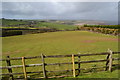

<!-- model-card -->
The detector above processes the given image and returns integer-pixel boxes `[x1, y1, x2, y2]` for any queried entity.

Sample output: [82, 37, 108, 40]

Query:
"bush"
[79, 26, 119, 35]
[2, 30, 23, 37]
[83, 25, 119, 29]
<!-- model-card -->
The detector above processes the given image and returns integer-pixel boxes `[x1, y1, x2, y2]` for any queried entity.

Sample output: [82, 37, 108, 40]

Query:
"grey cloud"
[2, 2, 118, 22]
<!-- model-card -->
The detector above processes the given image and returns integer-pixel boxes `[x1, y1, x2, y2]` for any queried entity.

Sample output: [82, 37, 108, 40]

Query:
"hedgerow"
[2, 30, 23, 37]
[79, 25, 119, 35]
[84, 24, 119, 29]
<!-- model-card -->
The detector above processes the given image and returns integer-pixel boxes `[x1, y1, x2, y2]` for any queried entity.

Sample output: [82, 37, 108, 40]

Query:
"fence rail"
[1, 58, 120, 69]
[1, 64, 120, 76]
[0, 50, 120, 79]
[0, 52, 119, 61]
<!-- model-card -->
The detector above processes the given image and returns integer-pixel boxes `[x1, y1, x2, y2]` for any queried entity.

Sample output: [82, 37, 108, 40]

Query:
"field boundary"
[0, 49, 120, 79]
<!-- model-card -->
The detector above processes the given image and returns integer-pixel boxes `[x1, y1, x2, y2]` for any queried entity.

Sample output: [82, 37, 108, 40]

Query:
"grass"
[2, 19, 78, 30]
[35, 22, 77, 30]
[2, 31, 118, 56]
[2, 19, 27, 26]
[2, 31, 119, 78]
[66, 70, 119, 78]
[77, 70, 119, 78]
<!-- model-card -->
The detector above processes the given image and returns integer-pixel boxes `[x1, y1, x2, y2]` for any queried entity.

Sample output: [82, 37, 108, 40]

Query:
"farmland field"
[2, 19, 28, 26]
[2, 31, 119, 78]
[2, 31, 118, 56]
[34, 22, 77, 30]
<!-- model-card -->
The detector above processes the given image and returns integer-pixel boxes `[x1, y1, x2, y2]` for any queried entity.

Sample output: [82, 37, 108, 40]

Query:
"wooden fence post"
[78, 53, 81, 76]
[22, 57, 27, 80]
[72, 54, 76, 77]
[41, 54, 47, 78]
[6, 56, 14, 80]
[108, 49, 113, 72]
[105, 49, 113, 72]
[105, 53, 110, 71]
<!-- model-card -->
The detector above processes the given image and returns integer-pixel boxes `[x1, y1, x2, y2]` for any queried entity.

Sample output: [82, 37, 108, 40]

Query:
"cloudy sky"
[2, 2, 118, 22]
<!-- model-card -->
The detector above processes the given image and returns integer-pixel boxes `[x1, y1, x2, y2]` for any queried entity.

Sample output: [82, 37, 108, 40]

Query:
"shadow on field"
[1, 64, 120, 80]
[112, 64, 120, 72]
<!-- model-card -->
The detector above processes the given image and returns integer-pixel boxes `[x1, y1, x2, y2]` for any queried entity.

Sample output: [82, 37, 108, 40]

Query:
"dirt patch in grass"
[3, 51, 12, 55]
[3, 49, 30, 55]
[100, 37, 118, 42]
[82, 40, 96, 43]
[3, 50, 21, 55]
[82, 37, 117, 43]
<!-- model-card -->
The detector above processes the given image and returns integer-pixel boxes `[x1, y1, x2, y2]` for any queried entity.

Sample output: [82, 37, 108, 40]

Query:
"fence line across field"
[0, 58, 119, 69]
[0, 49, 120, 80]
[0, 52, 119, 61]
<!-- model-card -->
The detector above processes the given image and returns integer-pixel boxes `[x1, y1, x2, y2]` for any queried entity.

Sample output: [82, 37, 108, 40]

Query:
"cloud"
[2, 2, 118, 22]
[2, 0, 120, 2]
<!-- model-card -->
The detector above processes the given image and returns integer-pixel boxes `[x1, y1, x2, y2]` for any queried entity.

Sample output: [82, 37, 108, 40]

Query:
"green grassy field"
[2, 31, 119, 78]
[35, 22, 77, 30]
[66, 70, 119, 78]
[2, 19, 27, 26]
[2, 19, 78, 30]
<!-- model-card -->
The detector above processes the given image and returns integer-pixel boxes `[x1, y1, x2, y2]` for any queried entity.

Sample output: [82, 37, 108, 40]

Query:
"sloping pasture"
[2, 31, 118, 78]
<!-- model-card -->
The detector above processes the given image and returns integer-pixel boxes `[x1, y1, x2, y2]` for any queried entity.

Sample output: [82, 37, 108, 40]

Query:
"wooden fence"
[0, 49, 120, 80]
